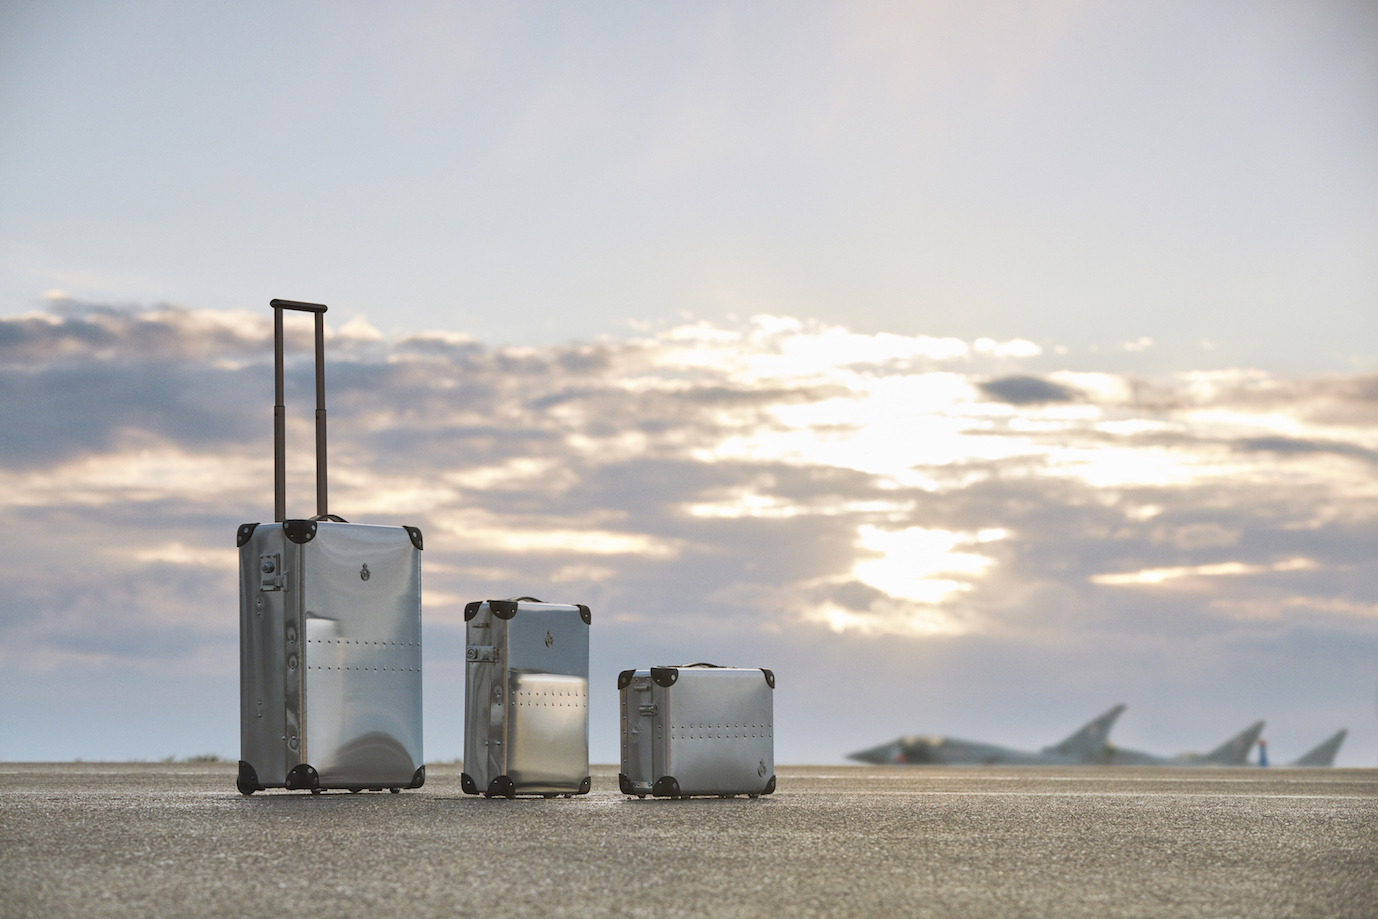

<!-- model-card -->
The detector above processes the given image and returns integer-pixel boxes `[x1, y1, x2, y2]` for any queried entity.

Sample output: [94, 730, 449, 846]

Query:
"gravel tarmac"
[2, 762, 1375, 918]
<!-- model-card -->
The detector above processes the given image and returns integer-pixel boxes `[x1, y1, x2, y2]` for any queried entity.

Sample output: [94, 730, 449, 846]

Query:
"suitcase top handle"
[640, 665, 775, 689]
[270, 299, 329, 523]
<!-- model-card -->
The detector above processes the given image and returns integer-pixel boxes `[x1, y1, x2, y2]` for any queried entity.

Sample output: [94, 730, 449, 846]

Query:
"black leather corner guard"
[283, 519, 317, 544]
[285, 763, 320, 791]
[236, 761, 261, 795]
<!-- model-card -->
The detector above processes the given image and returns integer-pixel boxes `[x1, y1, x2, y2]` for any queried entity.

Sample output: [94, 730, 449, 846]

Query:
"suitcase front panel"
[663, 668, 774, 796]
[240, 521, 422, 790]
[300, 523, 422, 786]
[463, 600, 590, 795]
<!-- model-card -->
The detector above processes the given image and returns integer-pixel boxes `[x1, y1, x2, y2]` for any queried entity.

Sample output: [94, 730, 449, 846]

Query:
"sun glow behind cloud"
[2, 302, 1377, 654]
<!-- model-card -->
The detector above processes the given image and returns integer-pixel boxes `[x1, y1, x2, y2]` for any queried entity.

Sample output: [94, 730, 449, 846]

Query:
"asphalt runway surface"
[2, 762, 1375, 919]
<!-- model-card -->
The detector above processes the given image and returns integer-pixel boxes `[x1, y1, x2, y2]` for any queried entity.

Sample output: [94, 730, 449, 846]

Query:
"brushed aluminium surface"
[462, 603, 497, 785]
[464, 600, 590, 792]
[239, 524, 289, 785]
[239, 521, 422, 788]
[620, 672, 659, 793]
[506, 672, 589, 791]
[621, 666, 773, 796]
[300, 523, 422, 786]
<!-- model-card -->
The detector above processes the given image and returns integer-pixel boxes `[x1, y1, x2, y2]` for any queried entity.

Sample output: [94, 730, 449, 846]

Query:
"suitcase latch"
[638, 703, 658, 717]
[259, 554, 283, 591]
[466, 645, 497, 663]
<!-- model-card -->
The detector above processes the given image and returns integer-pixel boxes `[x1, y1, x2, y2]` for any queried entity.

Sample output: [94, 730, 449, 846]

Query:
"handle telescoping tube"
[269, 299, 329, 523]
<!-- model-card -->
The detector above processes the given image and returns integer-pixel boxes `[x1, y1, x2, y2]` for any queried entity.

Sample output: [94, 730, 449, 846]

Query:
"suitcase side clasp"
[259, 554, 283, 591]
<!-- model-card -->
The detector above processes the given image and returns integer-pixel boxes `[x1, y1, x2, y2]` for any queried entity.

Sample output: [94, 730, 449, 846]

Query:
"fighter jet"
[847, 704, 1126, 765]
[1287, 729, 1347, 767]
[1095, 721, 1265, 766]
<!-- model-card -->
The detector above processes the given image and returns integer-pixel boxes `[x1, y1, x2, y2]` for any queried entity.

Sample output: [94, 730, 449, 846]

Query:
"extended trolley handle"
[270, 299, 329, 524]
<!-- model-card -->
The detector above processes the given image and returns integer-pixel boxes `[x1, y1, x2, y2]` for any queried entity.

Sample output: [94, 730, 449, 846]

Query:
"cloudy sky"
[1, 2, 1376, 765]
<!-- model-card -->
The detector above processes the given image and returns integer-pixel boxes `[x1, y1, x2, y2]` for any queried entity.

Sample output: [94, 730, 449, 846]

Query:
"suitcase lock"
[466, 645, 498, 663]
[259, 554, 283, 591]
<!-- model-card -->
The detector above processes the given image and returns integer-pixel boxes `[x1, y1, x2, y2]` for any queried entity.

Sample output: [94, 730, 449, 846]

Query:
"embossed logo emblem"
[544, 630, 554, 647]
[359, 563, 370, 581]
[757, 759, 767, 777]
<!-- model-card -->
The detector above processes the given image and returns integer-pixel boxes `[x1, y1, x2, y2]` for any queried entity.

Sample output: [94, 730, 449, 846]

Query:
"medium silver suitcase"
[236, 299, 425, 795]
[461, 598, 591, 798]
[618, 663, 776, 798]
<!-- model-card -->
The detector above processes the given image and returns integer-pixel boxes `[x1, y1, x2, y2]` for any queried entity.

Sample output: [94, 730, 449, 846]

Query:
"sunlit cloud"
[125, 542, 233, 569]
[432, 512, 682, 560]
[0, 446, 262, 508]
[1091, 557, 1319, 588]
[2, 302, 1376, 734]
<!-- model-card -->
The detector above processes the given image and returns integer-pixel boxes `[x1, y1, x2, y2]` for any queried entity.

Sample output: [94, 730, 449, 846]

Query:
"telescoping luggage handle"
[270, 299, 331, 524]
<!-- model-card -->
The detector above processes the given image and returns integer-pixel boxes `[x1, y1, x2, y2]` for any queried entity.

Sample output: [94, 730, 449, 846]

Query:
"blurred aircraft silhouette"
[1287, 729, 1346, 767]
[1095, 721, 1265, 766]
[849, 712, 1347, 767]
[847, 704, 1126, 765]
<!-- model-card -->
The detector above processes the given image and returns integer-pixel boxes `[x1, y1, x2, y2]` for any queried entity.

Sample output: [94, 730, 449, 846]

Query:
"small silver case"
[619, 663, 775, 798]
[462, 598, 591, 797]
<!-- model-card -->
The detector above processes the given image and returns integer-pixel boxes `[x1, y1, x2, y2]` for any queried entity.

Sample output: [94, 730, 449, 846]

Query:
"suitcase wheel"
[637, 794, 646, 799]
[390, 788, 400, 794]
[311, 788, 321, 795]
[748, 794, 760, 799]
[350, 788, 361, 794]
[543, 794, 556, 799]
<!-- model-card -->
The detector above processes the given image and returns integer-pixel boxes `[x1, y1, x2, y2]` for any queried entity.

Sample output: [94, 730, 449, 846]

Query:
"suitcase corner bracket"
[283, 519, 317, 544]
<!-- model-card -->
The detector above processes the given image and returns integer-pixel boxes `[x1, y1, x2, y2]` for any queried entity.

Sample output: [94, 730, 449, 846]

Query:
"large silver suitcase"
[462, 598, 591, 798]
[619, 663, 775, 798]
[236, 299, 425, 795]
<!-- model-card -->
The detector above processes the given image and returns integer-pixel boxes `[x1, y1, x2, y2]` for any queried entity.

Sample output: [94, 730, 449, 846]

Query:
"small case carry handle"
[270, 299, 329, 523]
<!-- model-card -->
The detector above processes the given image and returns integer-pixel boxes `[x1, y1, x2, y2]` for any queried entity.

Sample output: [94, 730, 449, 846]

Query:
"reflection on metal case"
[619, 663, 775, 799]
[462, 598, 592, 798]
[238, 521, 424, 794]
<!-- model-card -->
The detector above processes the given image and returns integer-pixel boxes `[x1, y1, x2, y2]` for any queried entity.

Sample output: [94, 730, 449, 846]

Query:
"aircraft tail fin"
[1197, 720, 1265, 765]
[1042, 704, 1126, 761]
[1289, 729, 1346, 767]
